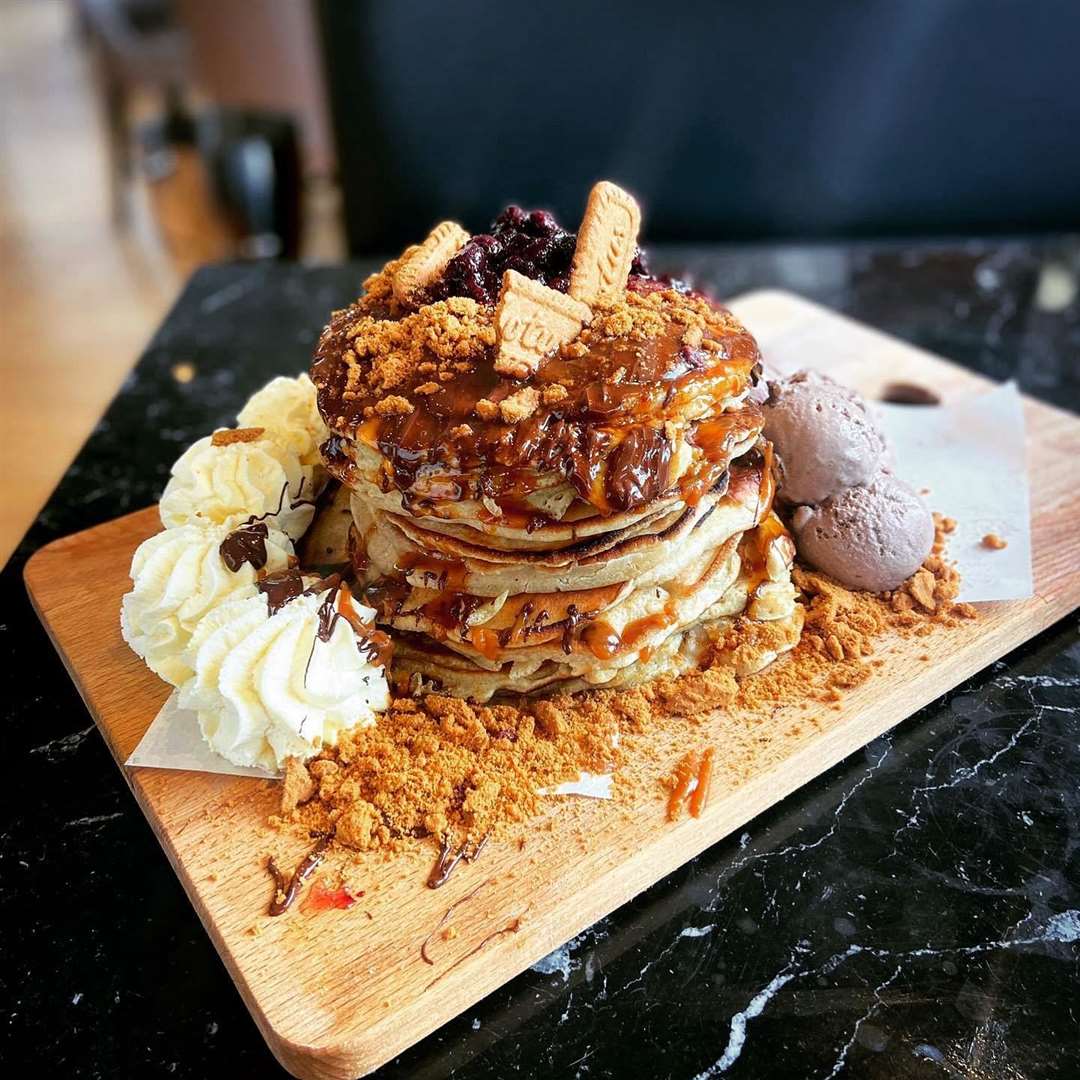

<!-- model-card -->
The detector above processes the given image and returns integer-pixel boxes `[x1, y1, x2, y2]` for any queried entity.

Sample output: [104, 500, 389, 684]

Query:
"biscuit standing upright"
[569, 181, 643, 306]
[392, 221, 471, 307]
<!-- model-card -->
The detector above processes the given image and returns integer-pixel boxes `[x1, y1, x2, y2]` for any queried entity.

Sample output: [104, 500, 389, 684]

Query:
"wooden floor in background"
[0, 0, 178, 565]
[0, 0, 346, 566]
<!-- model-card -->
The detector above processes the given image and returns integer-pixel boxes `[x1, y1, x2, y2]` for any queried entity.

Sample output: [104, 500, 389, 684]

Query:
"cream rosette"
[120, 522, 294, 686]
[178, 586, 389, 770]
[236, 373, 329, 468]
[159, 428, 317, 540]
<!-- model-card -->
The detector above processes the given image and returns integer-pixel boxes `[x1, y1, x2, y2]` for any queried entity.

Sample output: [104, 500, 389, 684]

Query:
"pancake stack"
[311, 187, 802, 701]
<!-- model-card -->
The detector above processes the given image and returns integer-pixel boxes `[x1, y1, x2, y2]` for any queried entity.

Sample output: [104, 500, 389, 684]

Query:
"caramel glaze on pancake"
[362, 450, 768, 582]
[357, 450, 777, 668]
[313, 285, 762, 524]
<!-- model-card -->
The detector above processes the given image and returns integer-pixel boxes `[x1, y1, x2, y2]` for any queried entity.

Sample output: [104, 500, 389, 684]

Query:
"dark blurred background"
[2, 0, 1079, 559]
[320, 0, 1080, 250]
[68, 0, 1080, 261]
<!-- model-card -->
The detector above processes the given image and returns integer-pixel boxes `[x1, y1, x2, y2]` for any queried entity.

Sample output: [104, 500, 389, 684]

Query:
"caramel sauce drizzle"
[314, 307, 762, 520]
[666, 747, 716, 822]
[738, 510, 787, 596]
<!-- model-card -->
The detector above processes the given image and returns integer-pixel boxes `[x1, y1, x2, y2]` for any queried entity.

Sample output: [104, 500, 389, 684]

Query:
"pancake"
[386, 522, 804, 702]
[310, 201, 801, 702]
[322, 402, 765, 546]
[352, 452, 771, 596]
[370, 509, 797, 700]
[313, 271, 764, 525]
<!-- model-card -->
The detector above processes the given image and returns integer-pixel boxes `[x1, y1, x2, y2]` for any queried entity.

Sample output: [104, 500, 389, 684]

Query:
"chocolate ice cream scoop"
[791, 472, 934, 592]
[764, 370, 887, 504]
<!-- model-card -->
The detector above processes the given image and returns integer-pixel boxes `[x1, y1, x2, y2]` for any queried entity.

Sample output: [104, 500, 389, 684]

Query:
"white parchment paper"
[538, 772, 614, 799]
[126, 691, 278, 778]
[874, 383, 1033, 601]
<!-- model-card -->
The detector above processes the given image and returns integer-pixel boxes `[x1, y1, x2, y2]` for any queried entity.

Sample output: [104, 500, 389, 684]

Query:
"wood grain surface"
[24, 292, 1080, 1079]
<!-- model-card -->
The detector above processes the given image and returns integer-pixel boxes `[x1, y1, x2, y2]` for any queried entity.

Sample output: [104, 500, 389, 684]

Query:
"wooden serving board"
[24, 292, 1080, 1079]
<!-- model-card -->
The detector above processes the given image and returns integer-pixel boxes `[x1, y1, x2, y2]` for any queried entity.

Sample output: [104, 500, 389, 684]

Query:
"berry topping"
[430, 205, 652, 306]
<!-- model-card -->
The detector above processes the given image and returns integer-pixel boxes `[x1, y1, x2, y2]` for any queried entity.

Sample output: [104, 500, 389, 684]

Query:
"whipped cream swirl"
[159, 429, 317, 540]
[237, 373, 329, 468]
[179, 584, 389, 770]
[120, 522, 294, 685]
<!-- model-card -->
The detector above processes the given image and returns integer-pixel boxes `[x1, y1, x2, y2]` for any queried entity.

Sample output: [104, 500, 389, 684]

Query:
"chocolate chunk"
[219, 522, 270, 572]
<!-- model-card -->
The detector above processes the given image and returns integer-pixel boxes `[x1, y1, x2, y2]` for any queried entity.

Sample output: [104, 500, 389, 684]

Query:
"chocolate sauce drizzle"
[265, 832, 333, 916]
[219, 522, 270, 572]
[305, 580, 393, 673]
[243, 476, 317, 528]
[257, 568, 306, 614]
[427, 832, 491, 889]
[561, 604, 584, 655]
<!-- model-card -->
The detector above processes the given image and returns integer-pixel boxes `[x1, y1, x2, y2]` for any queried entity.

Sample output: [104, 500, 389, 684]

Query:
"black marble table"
[3, 240, 1078, 1078]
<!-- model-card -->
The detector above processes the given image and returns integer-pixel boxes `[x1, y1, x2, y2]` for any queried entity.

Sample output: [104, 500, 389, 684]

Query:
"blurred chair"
[316, 0, 1080, 252]
[78, 0, 310, 264]
[77, 0, 190, 224]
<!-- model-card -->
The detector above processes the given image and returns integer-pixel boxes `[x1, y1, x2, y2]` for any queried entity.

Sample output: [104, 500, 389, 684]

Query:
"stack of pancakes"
[311, 224, 802, 702]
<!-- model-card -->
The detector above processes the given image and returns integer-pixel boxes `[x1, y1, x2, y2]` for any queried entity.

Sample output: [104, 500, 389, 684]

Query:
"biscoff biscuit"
[494, 270, 592, 377]
[391, 221, 469, 306]
[568, 181, 641, 305]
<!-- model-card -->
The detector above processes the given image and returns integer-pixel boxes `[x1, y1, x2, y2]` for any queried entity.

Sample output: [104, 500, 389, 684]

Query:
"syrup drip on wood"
[666, 747, 717, 822]
[265, 833, 333, 916]
[666, 754, 697, 821]
[689, 748, 715, 818]
[301, 880, 363, 913]
[428, 832, 491, 889]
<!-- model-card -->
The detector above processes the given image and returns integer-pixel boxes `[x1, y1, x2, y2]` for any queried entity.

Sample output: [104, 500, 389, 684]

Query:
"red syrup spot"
[301, 880, 363, 913]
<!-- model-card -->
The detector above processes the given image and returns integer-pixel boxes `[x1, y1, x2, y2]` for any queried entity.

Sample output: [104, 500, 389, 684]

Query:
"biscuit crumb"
[374, 395, 414, 417]
[211, 427, 265, 447]
[498, 387, 541, 424]
[981, 532, 1008, 550]
[908, 569, 938, 612]
[682, 325, 704, 349]
[281, 757, 315, 814]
